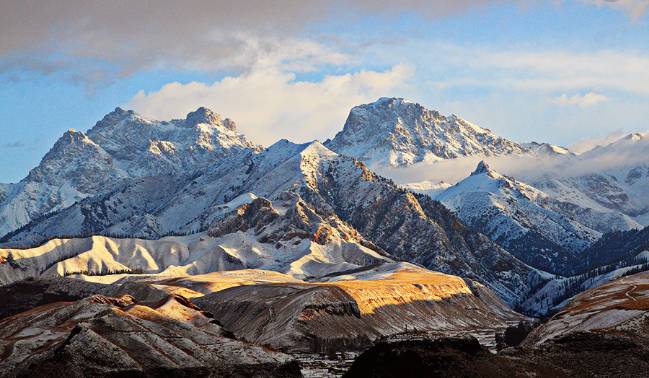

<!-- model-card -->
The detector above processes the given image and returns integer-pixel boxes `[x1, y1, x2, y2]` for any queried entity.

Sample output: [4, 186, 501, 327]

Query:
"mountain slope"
[194, 263, 524, 353]
[325, 97, 525, 167]
[1, 141, 548, 306]
[572, 226, 649, 274]
[532, 132, 649, 228]
[0, 107, 258, 238]
[524, 270, 649, 346]
[434, 161, 602, 274]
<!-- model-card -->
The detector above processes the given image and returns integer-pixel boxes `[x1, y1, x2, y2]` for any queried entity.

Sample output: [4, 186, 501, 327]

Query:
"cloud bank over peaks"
[379, 132, 649, 187]
[553, 92, 608, 107]
[128, 64, 414, 146]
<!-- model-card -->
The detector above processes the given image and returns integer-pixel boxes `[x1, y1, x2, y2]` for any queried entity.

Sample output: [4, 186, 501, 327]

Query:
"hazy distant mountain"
[532, 132, 649, 227]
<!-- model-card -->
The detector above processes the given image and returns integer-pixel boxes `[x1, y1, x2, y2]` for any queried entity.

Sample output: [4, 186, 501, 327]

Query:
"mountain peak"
[59, 128, 90, 143]
[185, 107, 221, 126]
[471, 160, 492, 176]
[92, 107, 137, 131]
[624, 132, 644, 141]
[374, 97, 415, 106]
[326, 98, 524, 167]
[300, 140, 337, 158]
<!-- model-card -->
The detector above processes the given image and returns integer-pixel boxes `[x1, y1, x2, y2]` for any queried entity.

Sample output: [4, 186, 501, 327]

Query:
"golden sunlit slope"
[192, 263, 523, 353]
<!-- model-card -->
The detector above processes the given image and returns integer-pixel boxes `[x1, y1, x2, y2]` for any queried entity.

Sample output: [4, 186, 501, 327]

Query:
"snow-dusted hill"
[0, 107, 258, 237]
[524, 270, 649, 346]
[325, 97, 526, 167]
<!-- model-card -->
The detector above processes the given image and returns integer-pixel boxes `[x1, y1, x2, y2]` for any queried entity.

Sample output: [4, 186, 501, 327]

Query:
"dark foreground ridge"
[344, 333, 649, 378]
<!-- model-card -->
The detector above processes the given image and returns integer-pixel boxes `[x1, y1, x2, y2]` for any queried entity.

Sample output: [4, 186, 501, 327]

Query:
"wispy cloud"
[423, 45, 649, 95]
[379, 139, 649, 187]
[1, 141, 25, 149]
[553, 92, 608, 107]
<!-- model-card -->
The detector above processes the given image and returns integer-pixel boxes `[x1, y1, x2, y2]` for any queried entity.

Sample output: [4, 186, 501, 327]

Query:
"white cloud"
[378, 141, 649, 187]
[0, 0, 494, 82]
[553, 92, 608, 107]
[127, 64, 414, 145]
[423, 46, 649, 95]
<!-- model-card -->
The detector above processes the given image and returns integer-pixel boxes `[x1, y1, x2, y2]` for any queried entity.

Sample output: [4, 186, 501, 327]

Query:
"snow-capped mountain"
[0, 107, 258, 237]
[325, 97, 526, 167]
[521, 142, 574, 157]
[531, 132, 649, 227]
[86, 107, 257, 176]
[1, 139, 548, 306]
[434, 162, 601, 273]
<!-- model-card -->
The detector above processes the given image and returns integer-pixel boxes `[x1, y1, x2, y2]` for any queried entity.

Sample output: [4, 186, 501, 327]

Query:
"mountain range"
[2, 97, 648, 318]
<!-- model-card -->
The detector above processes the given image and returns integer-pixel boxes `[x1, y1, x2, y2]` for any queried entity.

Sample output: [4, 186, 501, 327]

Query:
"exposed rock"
[193, 263, 523, 353]
[0, 294, 301, 378]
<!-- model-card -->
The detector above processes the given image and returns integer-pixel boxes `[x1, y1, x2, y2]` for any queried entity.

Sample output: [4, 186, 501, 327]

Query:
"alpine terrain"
[1, 99, 648, 377]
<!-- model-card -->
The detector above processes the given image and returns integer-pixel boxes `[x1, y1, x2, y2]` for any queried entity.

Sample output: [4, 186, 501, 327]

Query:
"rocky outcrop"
[208, 193, 387, 254]
[0, 294, 300, 378]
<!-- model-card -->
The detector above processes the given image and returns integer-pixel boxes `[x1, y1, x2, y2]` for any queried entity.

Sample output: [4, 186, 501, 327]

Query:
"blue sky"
[1, 0, 648, 183]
